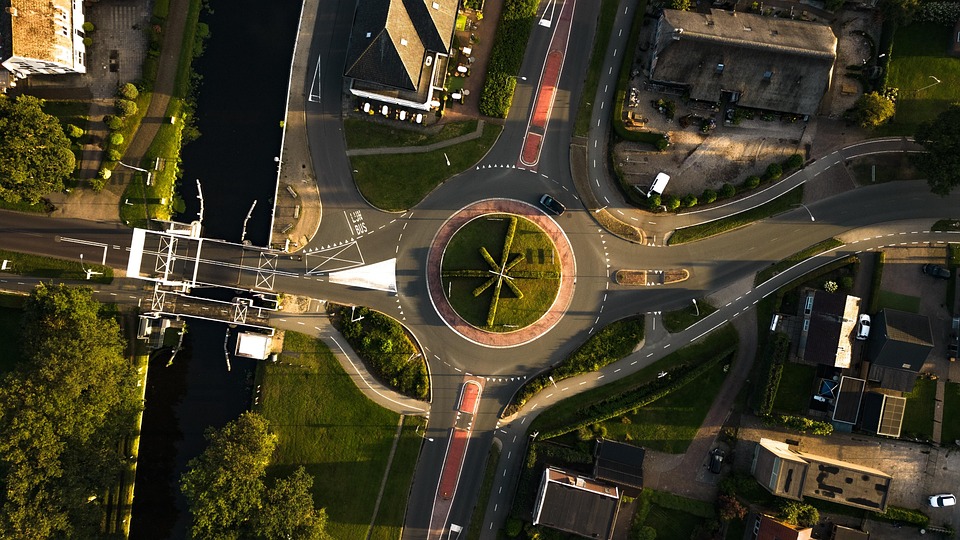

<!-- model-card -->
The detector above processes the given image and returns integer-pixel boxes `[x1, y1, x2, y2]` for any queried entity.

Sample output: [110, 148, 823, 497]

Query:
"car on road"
[929, 494, 957, 507]
[539, 194, 565, 215]
[708, 448, 724, 474]
[922, 264, 951, 279]
[856, 314, 871, 341]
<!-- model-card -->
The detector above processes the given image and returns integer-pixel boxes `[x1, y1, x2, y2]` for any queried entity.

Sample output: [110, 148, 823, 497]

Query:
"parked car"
[929, 494, 957, 507]
[856, 314, 871, 341]
[708, 448, 725, 474]
[922, 264, 951, 279]
[539, 194, 565, 215]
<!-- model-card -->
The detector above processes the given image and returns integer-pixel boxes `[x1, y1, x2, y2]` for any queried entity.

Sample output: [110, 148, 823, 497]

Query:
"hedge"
[868, 251, 885, 314]
[873, 505, 929, 527]
[757, 332, 791, 415]
[504, 315, 645, 416]
[764, 414, 833, 435]
[478, 0, 539, 117]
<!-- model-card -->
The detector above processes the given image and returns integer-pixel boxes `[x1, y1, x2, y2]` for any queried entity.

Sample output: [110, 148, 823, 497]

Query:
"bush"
[745, 175, 761, 189]
[82, 37, 92, 47]
[720, 183, 736, 198]
[107, 132, 124, 147]
[663, 194, 681, 211]
[681, 194, 698, 208]
[633, 525, 657, 540]
[841, 276, 854, 291]
[778, 502, 819, 527]
[701, 189, 717, 204]
[757, 332, 790, 415]
[103, 115, 124, 131]
[65, 124, 84, 140]
[874, 505, 929, 526]
[105, 149, 121, 162]
[82, 21, 95, 33]
[849, 91, 895, 129]
[117, 83, 139, 100]
[115, 99, 138, 118]
[765, 163, 783, 181]
[90, 175, 107, 192]
[504, 517, 523, 537]
[765, 414, 833, 435]
[824, 280, 838, 293]
[784, 153, 804, 170]
[647, 194, 661, 209]
[98, 167, 111, 180]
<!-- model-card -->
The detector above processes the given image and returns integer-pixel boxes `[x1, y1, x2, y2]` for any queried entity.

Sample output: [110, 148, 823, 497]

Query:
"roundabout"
[426, 199, 577, 348]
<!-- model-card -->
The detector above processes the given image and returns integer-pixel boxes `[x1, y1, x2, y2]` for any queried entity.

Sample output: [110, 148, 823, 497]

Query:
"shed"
[832, 376, 865, 425]
[860, 391, 905, 438]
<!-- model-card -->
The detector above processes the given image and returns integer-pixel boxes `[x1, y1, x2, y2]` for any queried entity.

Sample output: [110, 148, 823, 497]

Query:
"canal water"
[129, 0, 300, 537]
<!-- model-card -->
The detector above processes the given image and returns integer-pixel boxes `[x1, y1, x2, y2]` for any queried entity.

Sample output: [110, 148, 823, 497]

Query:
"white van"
[648, 172, 670, 198]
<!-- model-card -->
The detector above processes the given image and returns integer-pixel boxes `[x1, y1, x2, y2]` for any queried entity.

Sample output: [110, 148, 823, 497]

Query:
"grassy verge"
[943, 382, 960, 444]
[573, 0, 619, 137]
[255, 331, 418, 539]
[369, 415, 426, 540]
[755, 237, 844, 286]
[932, 219, 960, 232]
[529, 324, 737, 436]
[875, 289, 921, 313]
[466, 445, 501, 540]
[849, 154, 922, 185]
[902, 377, 936, 440]
[0, 249, 112, 284]
[662, 299, 717, 333]
[668, 185, 803, 245]
[344, 118, 478, 149]
[881, 22, 960, 136]
[0, 293, 26, 375]
[351, 123, 502, 211]
[772, 363, 817, 415]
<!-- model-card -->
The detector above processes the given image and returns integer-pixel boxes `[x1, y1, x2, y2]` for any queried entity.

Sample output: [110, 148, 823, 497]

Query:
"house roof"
[651, 9, 837, 115]
[3, 0, 76, 64]
[344, 0, 457, 91]
[593, 439, 645, 489]
[867, 309, 933, 372]
[860, 391, 905, 438]
[752, 439, 808, 500]
[533, 468, 620, 540]
[757, 514, 812, 540]
[801, 291, 861, 368]
[866, 363, 919, 393]
[831, 524, 870, 540]
[832, 376, 865, 424]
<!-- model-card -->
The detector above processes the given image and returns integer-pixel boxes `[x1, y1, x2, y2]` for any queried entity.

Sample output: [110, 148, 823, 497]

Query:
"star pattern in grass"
[441, 216, 557, 327]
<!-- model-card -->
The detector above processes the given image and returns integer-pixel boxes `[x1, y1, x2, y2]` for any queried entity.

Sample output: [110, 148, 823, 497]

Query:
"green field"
[343, 118, 478, 149]
[256, 332, 421, 539]
[942, 382, 960, 443]
[644, 504, 704, 540]
[875, 289, 921, 313]
[773, 363, 817, 415]
[884, 22, 960, 135]
[902, 377, 936, 440]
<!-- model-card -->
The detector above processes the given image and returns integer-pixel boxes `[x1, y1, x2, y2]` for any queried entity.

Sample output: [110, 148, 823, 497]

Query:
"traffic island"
[615, 269, 690, 286]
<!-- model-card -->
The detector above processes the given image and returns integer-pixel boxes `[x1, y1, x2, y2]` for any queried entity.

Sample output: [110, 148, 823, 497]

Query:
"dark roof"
[534, 468, 620, 540]
[344, 0, 457, 91]
[757, 514, 812, 540]
[867, 309, 933, 372]
[832, 376, 865, 424]
[593, 439, 645, 489]
[860, 392, 905, 438]
[800, 291, 860, 367]
[651, 9, 837, 115]
[801, 455, 891, 511]
[866, 364, 919, 393]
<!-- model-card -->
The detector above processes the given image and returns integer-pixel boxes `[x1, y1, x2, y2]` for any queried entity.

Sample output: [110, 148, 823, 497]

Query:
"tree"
[764, 163, 783, 181]
[0, 284, 140, 538]
[717, 494, 747, 522]
[778, 502, 820, 527]
[745, 175, 761, 189]
[720, 183, 736, 198]
[915, 104, 960, 196]
[117, 82, 139, 100]
[701, 189, 717, 204]
[103, 114, 124, 130]
[849, 92, 895, 129]
[65, 123, 84, 139]
[633, 525, 657, 540]
[0, 95, 75, 203]
[108, 132, 124, 147]
[669, 0, 692, 9]
[115, 98, 138, 118]
[181, 412, 330, 540]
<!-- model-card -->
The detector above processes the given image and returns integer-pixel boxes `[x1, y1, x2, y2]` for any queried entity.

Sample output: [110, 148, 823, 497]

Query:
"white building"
[1, 0, 87, 79]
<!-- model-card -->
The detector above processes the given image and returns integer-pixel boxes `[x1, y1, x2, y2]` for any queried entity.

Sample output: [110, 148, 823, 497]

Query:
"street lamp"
[594, 206, 608, 214]
[793, 203, 815, 222]
[118, 161, 153, 186]
[692, 298, 699, 316]
[78, 254, 103, 281]
[916, 75, 942, 94]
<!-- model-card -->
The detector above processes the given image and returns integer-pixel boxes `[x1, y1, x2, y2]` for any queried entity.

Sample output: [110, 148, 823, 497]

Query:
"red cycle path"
[458, 381, 481, 415]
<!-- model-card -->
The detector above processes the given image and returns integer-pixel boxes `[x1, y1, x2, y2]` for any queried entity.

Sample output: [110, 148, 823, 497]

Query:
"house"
[859, 391, 906, 438]
[532, 467, 620, 540]
[650, 9, 838, 116]
[751, 438, 892, 512]
[593, 439, 645, 492]
[797, 291, 862, 369]
[755, 513, 813, 540]
[0, 0, 87, 79]
[344, 0, 458, 111]
[866, 309, 933, 392]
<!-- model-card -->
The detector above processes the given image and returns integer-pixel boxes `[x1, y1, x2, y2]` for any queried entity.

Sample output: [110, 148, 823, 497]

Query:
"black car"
[539, 194, 565, 215]
[922, 264, 951, 280]
[709, 448, 725, 474]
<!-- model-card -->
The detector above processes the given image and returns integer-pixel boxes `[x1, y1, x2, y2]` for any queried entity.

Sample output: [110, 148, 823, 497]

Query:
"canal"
[129, 0, 300, 537]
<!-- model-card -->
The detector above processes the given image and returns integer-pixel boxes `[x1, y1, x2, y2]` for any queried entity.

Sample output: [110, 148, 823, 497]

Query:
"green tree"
[103, 114, 124, 130]
[717, 494, 747, 522]
[720, 183, 736, 198]
[701, 189, 717, 204]
[663, 194, 681, 211]
[764, 163, 783, 181]
[115, 98, 138, 118]
[778, 502, 820, 527]
[117, 82, 139, 100]
[65, 123, 84, 139]
[669, 0, 692, 9]
[256, 468, 330, 540]
[0, 284, 140, 538]
[915, 104, 960, 196]
[850, 92, 895, 129]
[0, 95, 75, 203]
[108, 132, 124, 147]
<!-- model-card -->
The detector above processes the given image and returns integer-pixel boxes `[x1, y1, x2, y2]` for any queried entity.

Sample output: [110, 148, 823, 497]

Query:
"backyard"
[772, 363, 817, 415]
[902, 377, 936, 440]
[883, 22, 960, 135]
[255, 331, 423, 539]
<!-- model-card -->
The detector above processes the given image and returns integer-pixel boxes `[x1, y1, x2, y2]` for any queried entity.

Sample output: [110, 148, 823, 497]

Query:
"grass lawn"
[573, 0, 619, 137]
[599, 357, 730, 453]
[902, 377, 936, 440]
[343, 118, 478, 149]
[466, 445, 500, 540]
[942, 382, 960, 443]
[755, 237, 844, 286]
[351, 122, 502, 211]
[442, 214, 560, 330]
[882, 22, 960, 135]
[369, 415, 426, 540]
[875, 289, 921, 313]
[669, 185, 803, 245]
[662, 299, 717, 333]
[256, 331, 420, 539]
[0, 294, 25, 375]
[0, 249, 112, 284]
[772, 363, 817, 415]
[644, 504, 704, 540]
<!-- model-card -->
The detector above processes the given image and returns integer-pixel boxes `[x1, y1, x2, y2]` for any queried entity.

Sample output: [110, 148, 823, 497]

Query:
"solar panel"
[877, 395, 906, 438]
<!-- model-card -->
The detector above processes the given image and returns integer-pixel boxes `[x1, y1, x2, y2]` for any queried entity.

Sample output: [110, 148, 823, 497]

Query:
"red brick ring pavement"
[425, 198, 576, 348]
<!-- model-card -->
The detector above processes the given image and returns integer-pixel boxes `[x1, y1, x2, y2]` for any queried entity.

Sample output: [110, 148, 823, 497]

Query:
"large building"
[866, 308, 933, 392]
[650, 9, 837, 116]
[0, 0, 87, 79]
[344, 0, 458, 110]
[532, 467, 621, 540]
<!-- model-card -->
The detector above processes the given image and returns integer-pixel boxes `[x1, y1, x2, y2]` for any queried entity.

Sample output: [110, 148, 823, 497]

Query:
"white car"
[929, 494, 956, 507]
[856, 314, 871, 341]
